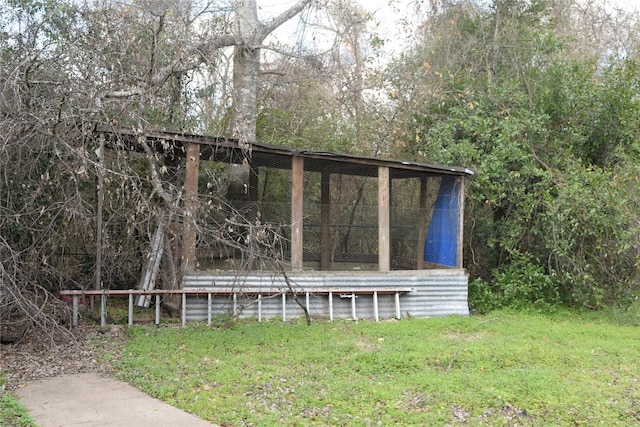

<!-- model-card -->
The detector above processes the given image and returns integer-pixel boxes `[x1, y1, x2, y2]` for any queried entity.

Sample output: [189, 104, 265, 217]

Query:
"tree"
[384, 0, 640, 308]
[256, 0, 388, 155]
[0, 0, 316, 338]
[231, 0, 313, 143]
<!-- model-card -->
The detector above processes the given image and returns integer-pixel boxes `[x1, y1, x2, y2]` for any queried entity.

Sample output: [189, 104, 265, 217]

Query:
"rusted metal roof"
[95, 124, 475, 178]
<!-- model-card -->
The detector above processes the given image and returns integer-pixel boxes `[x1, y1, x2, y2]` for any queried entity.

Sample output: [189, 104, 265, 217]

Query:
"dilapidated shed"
[96, 124, 475, 322]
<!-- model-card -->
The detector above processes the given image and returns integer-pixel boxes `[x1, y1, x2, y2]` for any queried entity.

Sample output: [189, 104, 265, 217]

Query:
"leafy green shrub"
[543, 164, 640, 308]
[467, 277, 497, 314]
[495, 254, 560, 310]
[469, 253, 560, 313]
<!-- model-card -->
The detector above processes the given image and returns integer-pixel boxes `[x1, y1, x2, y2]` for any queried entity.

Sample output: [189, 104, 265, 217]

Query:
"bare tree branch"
[259, 0, 314, 40]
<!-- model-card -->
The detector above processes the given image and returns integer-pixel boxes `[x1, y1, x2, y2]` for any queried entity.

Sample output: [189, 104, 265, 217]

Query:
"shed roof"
[95, 124, 475, 178]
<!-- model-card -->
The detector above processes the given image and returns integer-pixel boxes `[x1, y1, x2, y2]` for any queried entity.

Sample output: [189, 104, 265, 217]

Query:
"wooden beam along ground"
[60, 287, 413, 328]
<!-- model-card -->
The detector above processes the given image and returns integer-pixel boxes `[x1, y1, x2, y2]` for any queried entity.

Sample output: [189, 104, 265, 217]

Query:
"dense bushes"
[469, 253, 560, 313]
[387, 1, 640, 311]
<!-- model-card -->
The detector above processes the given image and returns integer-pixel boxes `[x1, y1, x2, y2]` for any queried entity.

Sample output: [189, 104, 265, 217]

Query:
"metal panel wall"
[183, 270, 469, 322]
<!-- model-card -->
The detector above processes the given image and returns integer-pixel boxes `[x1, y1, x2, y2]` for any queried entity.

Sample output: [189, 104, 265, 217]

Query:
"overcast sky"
[262, 0, 413, 57]
[263, 0, 640, 58]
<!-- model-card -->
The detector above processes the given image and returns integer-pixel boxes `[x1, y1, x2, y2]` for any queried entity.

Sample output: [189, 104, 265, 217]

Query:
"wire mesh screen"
[193, 153, 460, 272]
[391, 177, 429, 269]
[304, 173, 379, 270]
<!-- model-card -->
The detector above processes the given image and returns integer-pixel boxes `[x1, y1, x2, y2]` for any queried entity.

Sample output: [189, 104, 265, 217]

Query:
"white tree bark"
[232, 0, 313, 143]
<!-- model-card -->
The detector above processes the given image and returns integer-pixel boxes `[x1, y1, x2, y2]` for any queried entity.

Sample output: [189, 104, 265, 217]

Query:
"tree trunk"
[231, 0, 313, 143]
[232, 0, 261, 143]
[233, 46, 260, 143]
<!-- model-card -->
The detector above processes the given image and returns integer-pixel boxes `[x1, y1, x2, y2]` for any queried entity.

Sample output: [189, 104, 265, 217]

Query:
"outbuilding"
[94, 124, 475, 322]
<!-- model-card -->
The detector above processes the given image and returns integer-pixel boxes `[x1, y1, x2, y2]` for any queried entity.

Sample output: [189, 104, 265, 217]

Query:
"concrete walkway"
[15, 373, 218, 427]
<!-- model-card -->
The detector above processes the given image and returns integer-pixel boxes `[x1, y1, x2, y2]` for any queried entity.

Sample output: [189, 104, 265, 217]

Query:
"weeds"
[0, 394, 36, 427]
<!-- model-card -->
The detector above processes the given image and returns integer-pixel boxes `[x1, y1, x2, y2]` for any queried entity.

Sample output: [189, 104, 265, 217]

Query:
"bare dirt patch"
[0, 322, 127, 393]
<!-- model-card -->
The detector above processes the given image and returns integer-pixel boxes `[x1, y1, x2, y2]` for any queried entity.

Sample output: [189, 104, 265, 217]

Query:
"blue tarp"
[424, 176, 459, 267]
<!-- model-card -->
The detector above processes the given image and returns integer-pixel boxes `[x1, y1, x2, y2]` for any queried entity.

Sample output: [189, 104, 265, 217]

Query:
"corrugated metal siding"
[183, 270, 468, 322]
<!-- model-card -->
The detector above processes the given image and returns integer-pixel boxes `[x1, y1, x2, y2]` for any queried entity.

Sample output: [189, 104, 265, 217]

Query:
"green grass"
[0, 393, 37, 427]
[115, 311, 640, 426]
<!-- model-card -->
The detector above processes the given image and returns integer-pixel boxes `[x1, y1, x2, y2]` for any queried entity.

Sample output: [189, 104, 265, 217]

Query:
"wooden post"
[416, 176, 428, 269]
[457, 176, 465, 269]
[320, 171, 331, 270]
[291, 156, 304, 271]
[183, 142, 200, 273]
[378, 166, 390, 272]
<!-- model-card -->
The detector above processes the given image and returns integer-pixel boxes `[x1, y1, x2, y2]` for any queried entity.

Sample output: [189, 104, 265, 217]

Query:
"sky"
[263, 0, 414, 57]
[263, 0, 640, 61]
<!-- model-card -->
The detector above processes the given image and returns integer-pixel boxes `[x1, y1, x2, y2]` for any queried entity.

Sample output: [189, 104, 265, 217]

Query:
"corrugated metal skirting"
[183, 270, 469, 322]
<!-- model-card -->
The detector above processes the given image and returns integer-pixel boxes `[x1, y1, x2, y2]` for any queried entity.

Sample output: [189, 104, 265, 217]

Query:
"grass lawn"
[114, 310, 640, 426]
[0, 393, 36, 427]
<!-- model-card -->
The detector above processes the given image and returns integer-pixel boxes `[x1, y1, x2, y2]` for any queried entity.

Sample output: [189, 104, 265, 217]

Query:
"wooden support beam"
[320, 172, 331, 270]
[291, 156, 304, 271]
[183, 142, 200, 273]
[417, 176, 428, 270]
[378, 166, 391, 272]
